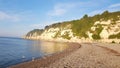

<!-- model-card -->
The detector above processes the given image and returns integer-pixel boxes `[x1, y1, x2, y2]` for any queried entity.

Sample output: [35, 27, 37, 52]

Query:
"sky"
[0, 0, 120, 37]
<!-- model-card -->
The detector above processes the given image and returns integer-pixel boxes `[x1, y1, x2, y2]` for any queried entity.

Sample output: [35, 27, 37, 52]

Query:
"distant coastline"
[0, 36, 22, 39]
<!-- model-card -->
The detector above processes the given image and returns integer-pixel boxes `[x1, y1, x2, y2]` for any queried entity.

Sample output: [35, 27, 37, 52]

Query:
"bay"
[0, 37, 68, 68]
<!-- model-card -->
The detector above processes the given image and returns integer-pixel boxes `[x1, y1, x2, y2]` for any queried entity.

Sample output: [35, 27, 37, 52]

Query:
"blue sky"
[0, 0, 120, 37]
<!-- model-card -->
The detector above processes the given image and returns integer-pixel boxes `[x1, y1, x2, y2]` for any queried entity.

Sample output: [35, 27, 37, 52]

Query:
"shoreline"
[10, 42, 81, 68]
[24, 37, 120, 44]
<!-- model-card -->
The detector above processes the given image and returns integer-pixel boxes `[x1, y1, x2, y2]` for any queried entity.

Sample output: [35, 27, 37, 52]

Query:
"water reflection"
[31, 41, 68, 55]
[40, 41, 68, 55]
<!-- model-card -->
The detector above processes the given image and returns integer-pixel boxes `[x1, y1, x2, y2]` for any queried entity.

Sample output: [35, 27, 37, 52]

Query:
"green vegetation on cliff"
[26, 29, 43, 37]
[61, 32, 71, 40]
[109, 32, 120, 39]
[71, 11, 120, 38]
[92, 25, 103, 39]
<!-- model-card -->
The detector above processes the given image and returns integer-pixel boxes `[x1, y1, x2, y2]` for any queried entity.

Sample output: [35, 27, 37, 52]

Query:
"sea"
[0, 37, 68, 68]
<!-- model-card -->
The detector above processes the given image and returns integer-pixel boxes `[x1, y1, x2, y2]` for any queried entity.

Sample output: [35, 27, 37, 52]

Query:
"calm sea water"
[0, 37, 68, 68]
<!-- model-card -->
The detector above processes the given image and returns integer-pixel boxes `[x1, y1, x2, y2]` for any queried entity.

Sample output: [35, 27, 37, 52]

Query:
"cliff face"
[24, 11, 120, 43]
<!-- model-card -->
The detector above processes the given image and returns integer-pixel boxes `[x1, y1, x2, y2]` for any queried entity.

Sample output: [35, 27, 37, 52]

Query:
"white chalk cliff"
[25, 11, 120, 43]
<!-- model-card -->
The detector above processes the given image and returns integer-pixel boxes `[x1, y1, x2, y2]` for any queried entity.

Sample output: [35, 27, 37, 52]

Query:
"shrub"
[61, 32, 71, 40]
[92, 34, 101, 40]
[112, 41, 115, 43]
[53, 31, 61, 38]
[109, 32, 120, 39]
